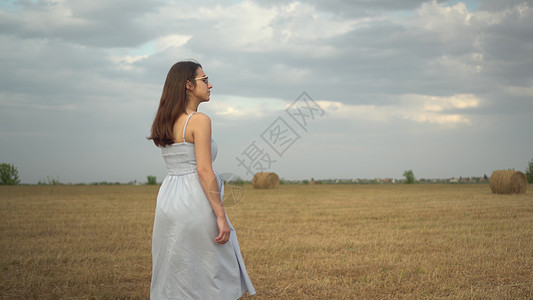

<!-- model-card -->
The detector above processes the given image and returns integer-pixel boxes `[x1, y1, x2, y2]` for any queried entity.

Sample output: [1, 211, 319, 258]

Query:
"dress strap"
[182, 112, 196, 143]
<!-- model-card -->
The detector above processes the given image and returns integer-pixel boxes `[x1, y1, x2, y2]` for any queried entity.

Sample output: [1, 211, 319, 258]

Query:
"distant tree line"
[2, 158, 532, 185]
[0, 163, 20, 185]
[526, 158, 533, 183]
[403, 170, 415, 184]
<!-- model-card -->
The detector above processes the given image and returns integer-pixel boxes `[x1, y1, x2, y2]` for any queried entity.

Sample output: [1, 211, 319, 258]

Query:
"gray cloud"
[0, 0, 162, 47]
[1, 0, 532, 183]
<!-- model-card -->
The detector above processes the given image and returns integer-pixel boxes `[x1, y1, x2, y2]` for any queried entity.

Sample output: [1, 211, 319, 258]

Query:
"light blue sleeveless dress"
[151, 113, 255, 299]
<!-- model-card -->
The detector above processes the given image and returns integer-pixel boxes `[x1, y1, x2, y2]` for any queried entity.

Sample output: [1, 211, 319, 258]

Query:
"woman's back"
[161, 113, 218, 176]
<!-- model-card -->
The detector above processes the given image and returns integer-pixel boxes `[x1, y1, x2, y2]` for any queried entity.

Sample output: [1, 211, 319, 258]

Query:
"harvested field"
[1, 184, 532, 299]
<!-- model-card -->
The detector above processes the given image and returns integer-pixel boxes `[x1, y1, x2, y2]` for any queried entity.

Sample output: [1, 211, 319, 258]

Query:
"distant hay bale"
[252, 172, 280, 189]
[489, 170, 528, 194]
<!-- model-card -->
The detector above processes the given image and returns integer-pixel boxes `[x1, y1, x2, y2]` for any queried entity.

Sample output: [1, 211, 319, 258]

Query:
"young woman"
[148, 61, 255, 299]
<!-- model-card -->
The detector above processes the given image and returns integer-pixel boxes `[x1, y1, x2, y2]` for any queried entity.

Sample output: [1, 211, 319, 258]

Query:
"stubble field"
[1, 184, 532, 299]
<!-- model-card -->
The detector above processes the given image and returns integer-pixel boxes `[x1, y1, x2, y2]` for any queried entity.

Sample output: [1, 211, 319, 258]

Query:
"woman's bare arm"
[190, 113, 230, 245]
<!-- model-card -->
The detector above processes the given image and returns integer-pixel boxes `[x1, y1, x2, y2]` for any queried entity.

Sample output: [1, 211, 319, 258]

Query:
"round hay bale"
[489, 170, 528, 194]
[252, 172, 280, 189]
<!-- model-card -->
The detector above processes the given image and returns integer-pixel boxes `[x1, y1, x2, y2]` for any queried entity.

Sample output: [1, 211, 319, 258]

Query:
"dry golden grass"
[1, 184, 532, 299]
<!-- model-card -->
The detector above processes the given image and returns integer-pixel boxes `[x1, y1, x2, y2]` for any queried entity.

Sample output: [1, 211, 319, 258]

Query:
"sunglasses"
[195, 75, 209, 85]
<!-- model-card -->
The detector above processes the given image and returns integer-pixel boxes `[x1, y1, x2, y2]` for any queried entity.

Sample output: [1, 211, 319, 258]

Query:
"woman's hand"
[214, 216, 231, 244]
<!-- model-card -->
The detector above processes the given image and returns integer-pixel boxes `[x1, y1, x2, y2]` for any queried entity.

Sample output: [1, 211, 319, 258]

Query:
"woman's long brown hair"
[148, 61, 202, 147]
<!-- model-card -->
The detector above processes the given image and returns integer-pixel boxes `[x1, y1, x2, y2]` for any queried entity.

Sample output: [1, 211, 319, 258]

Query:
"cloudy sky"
[1, 0, 532, 184]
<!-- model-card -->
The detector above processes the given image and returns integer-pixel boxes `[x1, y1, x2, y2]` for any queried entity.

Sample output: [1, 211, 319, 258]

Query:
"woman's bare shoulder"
[189, 112, 211, 133]
[191, 112, 211, 122]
